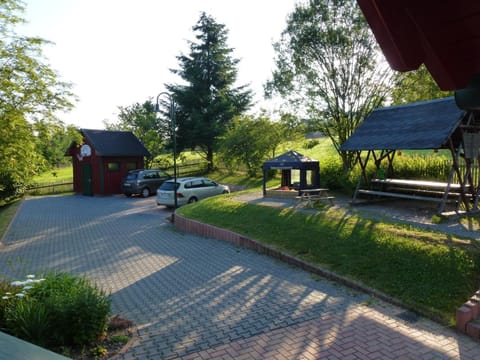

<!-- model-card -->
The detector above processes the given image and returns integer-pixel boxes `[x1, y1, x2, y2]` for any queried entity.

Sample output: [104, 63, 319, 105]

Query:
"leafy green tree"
[104, 99, 164, 167]
[0, 0, 75, 200]
[33, 120, 80, 168]
[265, 0, 393, 170]
[1, 1, 74, 118]
[165, 12, 253, 171]
[391, 65, 453, 105]
[0, 112, 43, 200]
[218, 115, 284, 177]
[277, 112, 306, 143]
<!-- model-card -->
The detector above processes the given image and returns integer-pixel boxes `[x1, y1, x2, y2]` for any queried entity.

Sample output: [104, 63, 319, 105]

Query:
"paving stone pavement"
[1, 195, 480, 359]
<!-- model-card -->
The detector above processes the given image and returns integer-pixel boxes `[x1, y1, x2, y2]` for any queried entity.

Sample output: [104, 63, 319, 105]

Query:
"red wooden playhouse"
[66, 129, 151, 195]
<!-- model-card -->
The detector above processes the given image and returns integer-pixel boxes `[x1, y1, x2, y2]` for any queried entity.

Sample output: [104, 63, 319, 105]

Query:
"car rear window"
[143, 172, 156, 179]
[190, 180, 204, 188]
[159, 182, 179, 191]
[203, 179, 215, 186]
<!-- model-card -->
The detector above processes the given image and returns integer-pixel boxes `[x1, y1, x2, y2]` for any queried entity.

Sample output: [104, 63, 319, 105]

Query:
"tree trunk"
[207, 146, 214, 172]
[340, 151, 355, 172]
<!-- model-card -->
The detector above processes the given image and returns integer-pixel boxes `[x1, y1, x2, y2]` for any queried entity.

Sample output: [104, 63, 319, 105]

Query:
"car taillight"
[176, 193, 184, 198]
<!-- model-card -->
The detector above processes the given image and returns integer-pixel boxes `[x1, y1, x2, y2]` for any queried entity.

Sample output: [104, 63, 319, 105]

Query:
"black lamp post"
[155, 92, 177, 209]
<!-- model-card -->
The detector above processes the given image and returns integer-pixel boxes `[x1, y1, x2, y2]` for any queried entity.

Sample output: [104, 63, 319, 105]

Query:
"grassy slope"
[33, 166, 73, 185]
[177, 195, 480, 324]
[0, 200, 21, 240]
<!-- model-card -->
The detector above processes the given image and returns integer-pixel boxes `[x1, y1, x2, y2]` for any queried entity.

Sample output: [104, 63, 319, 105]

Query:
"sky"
[19, 0, 297, 129]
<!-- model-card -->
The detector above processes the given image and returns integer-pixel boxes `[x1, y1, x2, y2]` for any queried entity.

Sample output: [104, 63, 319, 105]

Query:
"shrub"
[151, 155, 172, 169]
[394, 154, 451, 180]
[3, 273, 111, 349]
[5, 298, 51, 347]
[0, 280, 23, 331]
[0, 172, 25, 204]
[320, 156, 358, 192]
[304, 139, 320, 149]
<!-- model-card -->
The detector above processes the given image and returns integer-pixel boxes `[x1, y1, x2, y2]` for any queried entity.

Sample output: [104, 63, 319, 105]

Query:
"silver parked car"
[121, 169, 171, 197]
[156, 177, 230, 207]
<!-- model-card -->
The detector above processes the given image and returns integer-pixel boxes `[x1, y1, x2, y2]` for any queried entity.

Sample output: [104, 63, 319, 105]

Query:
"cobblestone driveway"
[1, 195, 479, 359]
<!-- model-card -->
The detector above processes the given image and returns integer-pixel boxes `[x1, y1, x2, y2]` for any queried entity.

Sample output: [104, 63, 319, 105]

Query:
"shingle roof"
[262, 150, 318, 169]
[340, 97, 465, 151]
[81, 129, 151, 157]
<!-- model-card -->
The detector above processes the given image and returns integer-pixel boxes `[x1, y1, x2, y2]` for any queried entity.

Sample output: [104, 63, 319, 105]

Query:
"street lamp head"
[155, 91, 175, 113]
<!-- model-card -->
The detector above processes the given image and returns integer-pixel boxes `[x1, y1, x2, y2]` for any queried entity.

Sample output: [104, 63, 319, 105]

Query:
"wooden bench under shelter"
[340, 97, 480, 215]
[356, 179, 464, 203]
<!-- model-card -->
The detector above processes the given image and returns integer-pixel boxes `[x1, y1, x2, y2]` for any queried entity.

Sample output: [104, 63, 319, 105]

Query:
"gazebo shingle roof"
[340, 97, 465, 151]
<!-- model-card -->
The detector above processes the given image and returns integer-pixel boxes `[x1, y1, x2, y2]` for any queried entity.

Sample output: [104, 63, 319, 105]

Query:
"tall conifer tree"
[166, 13, 253, 171]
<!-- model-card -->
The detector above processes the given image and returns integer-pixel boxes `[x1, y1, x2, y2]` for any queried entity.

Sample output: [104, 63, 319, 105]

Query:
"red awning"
[357, 0, 480, 91]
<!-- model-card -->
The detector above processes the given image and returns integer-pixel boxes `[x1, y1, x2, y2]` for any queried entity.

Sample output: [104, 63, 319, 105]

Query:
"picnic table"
[296, 188, 334, 208]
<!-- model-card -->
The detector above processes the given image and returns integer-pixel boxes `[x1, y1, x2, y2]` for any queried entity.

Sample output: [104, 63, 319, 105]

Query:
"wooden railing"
[26, 182, 74, 195]
[165, 160, 208, 177]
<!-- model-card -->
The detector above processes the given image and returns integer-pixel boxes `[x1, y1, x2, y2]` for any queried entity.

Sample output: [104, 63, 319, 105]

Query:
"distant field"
[33, 166, 73, 185]
[28, 166, 74, 195]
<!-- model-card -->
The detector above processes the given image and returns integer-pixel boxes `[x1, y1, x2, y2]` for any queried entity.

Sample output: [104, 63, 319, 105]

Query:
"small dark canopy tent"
[340, 96, 480, 213]
[262, 150, 320, 196]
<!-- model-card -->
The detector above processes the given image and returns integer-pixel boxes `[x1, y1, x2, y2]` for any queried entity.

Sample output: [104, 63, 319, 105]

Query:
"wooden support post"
[357, 150, 370, 184]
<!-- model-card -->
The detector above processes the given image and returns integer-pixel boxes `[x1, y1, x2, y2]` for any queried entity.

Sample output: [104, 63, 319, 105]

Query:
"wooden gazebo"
[340, 97, 480, 214]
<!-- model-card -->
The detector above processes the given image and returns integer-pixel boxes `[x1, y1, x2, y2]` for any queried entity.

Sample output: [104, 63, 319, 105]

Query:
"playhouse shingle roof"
[81, 129, 151, 157]
[340, 97, 465, 151]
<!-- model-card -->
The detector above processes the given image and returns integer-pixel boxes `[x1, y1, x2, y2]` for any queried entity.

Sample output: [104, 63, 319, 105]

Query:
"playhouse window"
[107, 162, 120, 172]
[126, 162, 137, 170]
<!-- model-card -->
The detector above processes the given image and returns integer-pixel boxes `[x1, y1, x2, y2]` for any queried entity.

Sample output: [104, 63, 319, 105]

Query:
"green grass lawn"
[177, 195, 480, 325]
[33, 166, 73, 185]
[0, 200, 21, 239]
[28, 166, 74, 196]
